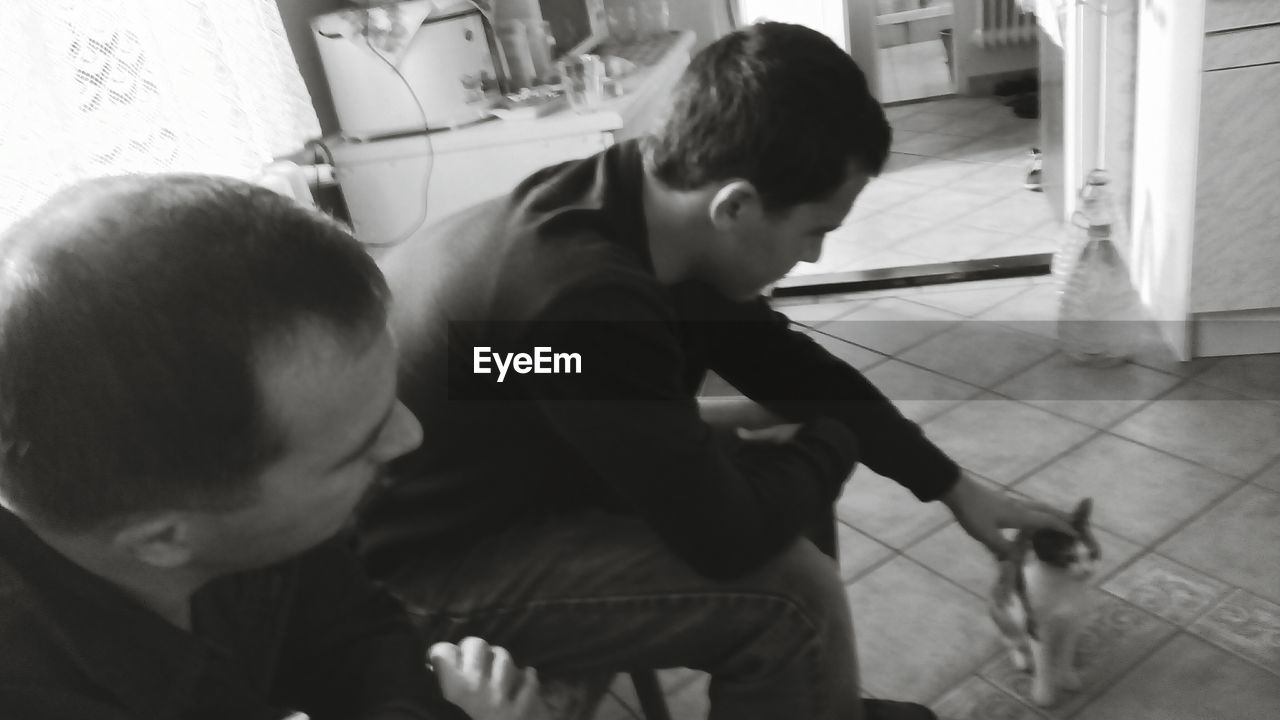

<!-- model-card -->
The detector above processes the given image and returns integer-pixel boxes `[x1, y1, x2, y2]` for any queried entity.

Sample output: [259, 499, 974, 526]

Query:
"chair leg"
[630, 670, 672, 720]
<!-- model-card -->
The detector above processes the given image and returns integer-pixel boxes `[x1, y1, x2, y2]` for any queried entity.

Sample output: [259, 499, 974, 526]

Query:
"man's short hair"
[0, 174, 389, 532]
[644, 21, 892, 212]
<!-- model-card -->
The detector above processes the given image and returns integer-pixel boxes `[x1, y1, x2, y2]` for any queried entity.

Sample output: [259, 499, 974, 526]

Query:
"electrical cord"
[358, 26, 436, 248]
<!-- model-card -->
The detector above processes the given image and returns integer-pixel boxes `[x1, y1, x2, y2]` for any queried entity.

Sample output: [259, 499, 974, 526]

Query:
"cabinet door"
[1191, 62, 1280, 313]
[1205, 0, 1280, 32]
[425, 134, 613, 224]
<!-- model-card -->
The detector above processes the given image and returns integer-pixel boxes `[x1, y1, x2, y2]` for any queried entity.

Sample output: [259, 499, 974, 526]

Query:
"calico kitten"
[989, 498, 1101, 707]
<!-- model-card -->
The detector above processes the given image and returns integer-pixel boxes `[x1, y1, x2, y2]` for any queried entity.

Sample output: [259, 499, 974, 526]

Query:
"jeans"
[385, 510, 864, 720]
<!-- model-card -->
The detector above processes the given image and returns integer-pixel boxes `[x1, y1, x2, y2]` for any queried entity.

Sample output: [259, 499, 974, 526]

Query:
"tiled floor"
[595, 278, 1280, 719]
[877, 39, 954, 103]
[787, 95, 1055, 280]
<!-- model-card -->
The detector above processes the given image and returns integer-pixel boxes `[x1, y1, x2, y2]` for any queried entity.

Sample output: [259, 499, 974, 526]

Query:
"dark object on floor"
[865, 699, 940, 720]
[995, 75, 1038, 96]
[1025, 147, 1044, 192]
[1010, 91, 1039, 119]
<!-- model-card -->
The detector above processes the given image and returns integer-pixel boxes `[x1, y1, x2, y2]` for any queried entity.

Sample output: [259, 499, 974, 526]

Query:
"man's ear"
[708, 180, 763, 232]
[111, 513, 195, 569]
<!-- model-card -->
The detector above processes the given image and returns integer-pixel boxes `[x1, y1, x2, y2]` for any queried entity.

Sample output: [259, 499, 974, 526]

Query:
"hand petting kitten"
[941, 471, 1078, 560]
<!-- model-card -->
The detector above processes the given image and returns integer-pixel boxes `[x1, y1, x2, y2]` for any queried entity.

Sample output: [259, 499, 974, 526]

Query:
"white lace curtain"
[0, 0, 321, 231]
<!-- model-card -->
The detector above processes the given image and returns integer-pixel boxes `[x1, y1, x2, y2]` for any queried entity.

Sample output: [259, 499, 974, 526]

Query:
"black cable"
[359, 27, 435, 248]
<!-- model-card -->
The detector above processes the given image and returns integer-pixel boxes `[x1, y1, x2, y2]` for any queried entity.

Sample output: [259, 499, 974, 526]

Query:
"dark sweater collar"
[0, 508, 208, 717]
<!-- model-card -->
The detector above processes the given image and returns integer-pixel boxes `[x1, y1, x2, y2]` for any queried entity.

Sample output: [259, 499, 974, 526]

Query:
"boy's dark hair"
[0, 174, 389, 532]
[644, 21, 892, 212]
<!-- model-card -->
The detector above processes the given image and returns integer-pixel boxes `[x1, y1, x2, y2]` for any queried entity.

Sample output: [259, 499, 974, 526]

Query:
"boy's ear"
[111, 513, 195, 569]
[708, 180, 763, 231]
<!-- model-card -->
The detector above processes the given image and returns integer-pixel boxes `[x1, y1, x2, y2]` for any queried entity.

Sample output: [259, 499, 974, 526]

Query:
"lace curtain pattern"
[0, 0, 321, 231]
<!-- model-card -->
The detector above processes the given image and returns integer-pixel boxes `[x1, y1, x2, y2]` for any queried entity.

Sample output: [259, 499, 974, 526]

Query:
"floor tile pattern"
[608, 275, 1280, 718]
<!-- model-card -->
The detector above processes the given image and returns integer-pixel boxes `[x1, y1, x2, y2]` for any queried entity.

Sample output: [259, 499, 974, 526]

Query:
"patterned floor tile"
[932, 676, 1050, 720]
[1110, 381, 1280, 479]
[837, 522, 894, 583]
[847, 556, 1005, 703]
[1015, 434, 1238, 545]
[1159, 484, 1280, 605]
[1102, 553, 1233, 627]
[1076, 634, 1280, 720]
[837, 465, 952, 550]
[980, 591, 1177, 716]
[993, 352, 1184, 428]
[921, 395, 1096, 486]
[898, 322, 1059, 388]
[1189, 589, 1280, 677]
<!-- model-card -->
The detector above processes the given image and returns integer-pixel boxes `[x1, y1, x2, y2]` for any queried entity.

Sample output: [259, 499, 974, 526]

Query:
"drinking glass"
[557, 54, 605, 113]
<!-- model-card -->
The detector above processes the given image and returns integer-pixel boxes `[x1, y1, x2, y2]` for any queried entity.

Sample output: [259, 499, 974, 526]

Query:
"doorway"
[874, 1, 955, 103]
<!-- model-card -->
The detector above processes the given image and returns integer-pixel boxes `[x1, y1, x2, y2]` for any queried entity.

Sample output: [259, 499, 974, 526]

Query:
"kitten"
[989, 498, 1101, 707]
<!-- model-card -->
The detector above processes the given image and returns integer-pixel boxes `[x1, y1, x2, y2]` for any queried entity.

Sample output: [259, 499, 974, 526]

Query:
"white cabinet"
[331, 31, 694, 247]
[1130, 0, 1280, 358]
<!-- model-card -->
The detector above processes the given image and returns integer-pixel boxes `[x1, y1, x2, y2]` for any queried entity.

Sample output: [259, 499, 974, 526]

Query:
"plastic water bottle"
[1057, 170, 1135, 367]
[1051, 170, 1109, 288]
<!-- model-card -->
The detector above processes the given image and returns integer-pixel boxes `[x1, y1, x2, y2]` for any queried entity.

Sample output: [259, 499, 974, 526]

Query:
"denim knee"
[736, 538, 850, 636]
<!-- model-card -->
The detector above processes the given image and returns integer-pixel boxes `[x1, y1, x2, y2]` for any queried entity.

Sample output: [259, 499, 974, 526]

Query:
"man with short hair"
[362, 22, 1073, 720]
[0, 174, 546, 720]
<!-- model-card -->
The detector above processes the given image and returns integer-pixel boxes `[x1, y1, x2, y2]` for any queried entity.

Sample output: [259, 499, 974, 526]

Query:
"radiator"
[972, 0, 1036, 47]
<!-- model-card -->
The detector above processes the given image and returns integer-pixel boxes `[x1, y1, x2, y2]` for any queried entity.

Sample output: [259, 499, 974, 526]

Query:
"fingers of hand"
[488, 645, 522, 702]
[512, 667, 541, 711]
[1005, 497, 1077, 537]
[459, 636, 495, 681]
[427, 641, 462, 671]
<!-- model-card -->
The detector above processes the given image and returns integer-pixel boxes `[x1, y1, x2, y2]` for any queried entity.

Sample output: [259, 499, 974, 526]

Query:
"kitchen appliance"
[312, 1, 500, 138]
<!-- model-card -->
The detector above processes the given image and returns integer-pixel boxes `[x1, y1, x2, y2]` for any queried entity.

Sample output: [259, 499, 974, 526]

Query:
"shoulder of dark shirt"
[0, 556, 79, 683]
